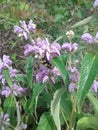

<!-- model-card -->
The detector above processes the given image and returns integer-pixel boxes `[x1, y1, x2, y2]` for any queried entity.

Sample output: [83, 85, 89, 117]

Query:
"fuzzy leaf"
[77, 53, 98, 112]
[26, 83, 44, 113]
[87, 93, 98, 115]
[16, 74, 27, 83]
[37, 112, 55, 130]
[4, 96, 16, 125]
[25, 56, 33, 88]
[72, 15, 94, 28]
[3, 69, 13, 87]
[76, 116, 98, 130]
[60, 93, 72, 120]
[51, 88, 65, 130]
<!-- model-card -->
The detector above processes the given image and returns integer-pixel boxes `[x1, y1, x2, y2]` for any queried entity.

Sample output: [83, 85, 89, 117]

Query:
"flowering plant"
[0, 1, 98, 130]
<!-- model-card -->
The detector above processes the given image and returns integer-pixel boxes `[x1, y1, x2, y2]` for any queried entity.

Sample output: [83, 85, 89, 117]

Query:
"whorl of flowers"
[14, 20, 36, 40]
[68, 67, 80, 93]
[0, 55, 17, 85]
[81, 32, 98, 44]
[24, 37, 61, 61]
[0, 55, 27, 97]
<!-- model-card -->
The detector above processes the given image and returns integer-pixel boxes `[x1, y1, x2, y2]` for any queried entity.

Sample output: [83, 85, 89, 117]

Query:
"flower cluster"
[0, 55, 17, 85]
[62, 42, 78, 53]
[0, 55, 27, 97]
[36, 65, 61, 84]
[81, 32, 98, 44]
[14, 20, 36, 40]
[24, 37, 61, 61]
[1, 84, 27, 97]
[68, 67, 80, 93]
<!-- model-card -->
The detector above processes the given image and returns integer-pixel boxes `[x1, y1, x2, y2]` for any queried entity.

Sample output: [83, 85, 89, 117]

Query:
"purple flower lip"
[3, 55, 12, 66]
[81, 33, 94, 44]
[81, 32, 98, 44]
[1, 87, 11, 97]
[68, 83, 76, 93]
[28, 20, 36, 31]
[93, 0, 98, 7]
[91, 80, 98, 92]
[62, 43, 71, 51]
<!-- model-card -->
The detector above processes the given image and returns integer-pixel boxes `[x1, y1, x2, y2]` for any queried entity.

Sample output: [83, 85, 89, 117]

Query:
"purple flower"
[93, 0, 98, 7]
[69, 67, 80, 83]
[68, 83, 76, 93]
[14, 20, 36, 40]
[28, 20, 36, 31]
[21, 122, 27, 129]
[0, 55, 12, 69]
[9, 69, 17, 78]
[43, 75, 49, 83]
[81, 33, 94, 44]
[0, 60, 3, 73]
[14, 25, 23, 33]
[0, 74, 6, 85]
[24, 38, 61, 61]
[1, 87, 11, 97]
[36, 66, 49, 83]
[1, 84, 27, 97]
[50, 76, 55, 84]
[51, 43, 61, 57]
[13, 84, 26, 96]
[71, 43, 78, 52]
[91, 80, 98, 92]
[52, 67, 61, 76]
[36, 65, 61, 84]
[3, 55, 12, 66]
[24, 44, 35, 56]
[20, 21, 29, 33]
[95, 32, 98, 40]
[62, 43, 78, 53]
[62, 43, 71, 52]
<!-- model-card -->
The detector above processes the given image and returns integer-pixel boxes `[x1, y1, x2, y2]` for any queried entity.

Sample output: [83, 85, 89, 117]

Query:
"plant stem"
[60, 108, 69, 129]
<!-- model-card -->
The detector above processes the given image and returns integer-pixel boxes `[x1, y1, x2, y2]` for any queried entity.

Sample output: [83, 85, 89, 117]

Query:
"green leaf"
[4, 96, 16, 125]
[87, 93, 98, 115]
[16, 74, 27, 83]
[51, 88, 66, 130]
[77, 53, 98, 112]
[76, 116, 98, 130]
[60, 93, 72, 121]
[72, 15, 94, 28]
[3, 69, 13, 87]
[25, 56, 33, 88]
[51, 55, 69, 84]
[26, 83, 44, 113]
[37, 112, 55, 130]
